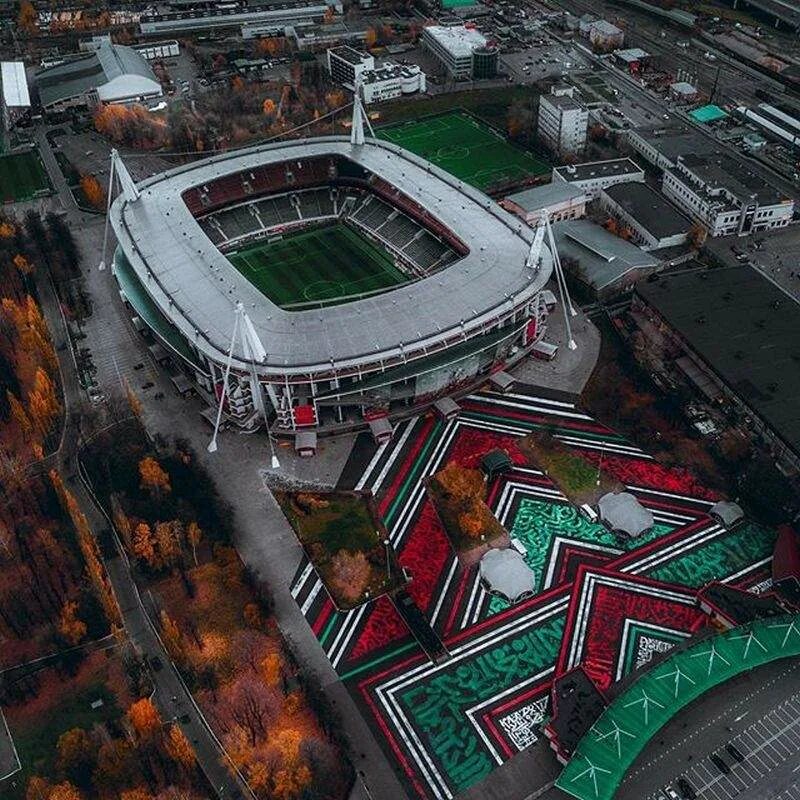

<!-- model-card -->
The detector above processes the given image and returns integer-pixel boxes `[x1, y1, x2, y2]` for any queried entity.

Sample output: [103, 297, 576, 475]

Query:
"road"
[31, 146, 250, 800]
[33, 125, 407, 800]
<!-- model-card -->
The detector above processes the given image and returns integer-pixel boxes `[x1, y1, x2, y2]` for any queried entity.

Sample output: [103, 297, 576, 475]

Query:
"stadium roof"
[36, 41, 160, 108]
[601, 181, 691, 241]
[552, 219, 658, 291]
[1, 62, 30, 108]
[637, 266, 800, 458]
[556, 615, 800, 800]
[111, 136, 551, 374]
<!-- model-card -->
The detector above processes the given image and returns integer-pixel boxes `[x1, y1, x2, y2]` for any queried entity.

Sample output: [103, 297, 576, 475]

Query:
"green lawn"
[378, 111, 550, 191]
[0, 149, 50, 202]
[227, 224, 408, 309]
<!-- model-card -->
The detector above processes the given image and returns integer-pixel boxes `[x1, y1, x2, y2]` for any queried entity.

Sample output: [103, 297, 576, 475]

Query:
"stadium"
[109, 119, 555, 441]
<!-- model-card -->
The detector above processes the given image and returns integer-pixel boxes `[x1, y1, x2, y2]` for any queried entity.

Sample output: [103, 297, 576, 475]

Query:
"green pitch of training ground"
[227, 224, 409, 309]
[0, 149, 50, 202]
[378, 111, 550, 191]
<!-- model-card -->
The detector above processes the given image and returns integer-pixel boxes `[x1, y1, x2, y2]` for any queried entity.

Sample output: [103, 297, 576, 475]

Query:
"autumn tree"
[139, 457, 171, 495]
[17, 0, 37, 33]
[260, 651, 282, 687]
[187, 521, 201, 565]
[165, 723, 195, 768]
[127, 697, 162, 741]
[329, 550, 371, 603]
[50, 470, 121, 626]
[160, 609, 185, 663]
[79, 174, 106, 210]
[57, 601, 87, 646]
[48, 782, 84, 800]
[56, 727, 97, 785]
[26, 776, 51, 800]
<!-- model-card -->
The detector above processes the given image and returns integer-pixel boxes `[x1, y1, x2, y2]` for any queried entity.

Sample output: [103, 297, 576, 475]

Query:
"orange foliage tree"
[329, 550, 371, 603]
[139, 457, 171, 495]
[165, 723, 195, 767]
[127, 697, 162, 741]
[57, 601, 87, 646]
[48, 782, 83, 800]
[80, 174, 106, 210]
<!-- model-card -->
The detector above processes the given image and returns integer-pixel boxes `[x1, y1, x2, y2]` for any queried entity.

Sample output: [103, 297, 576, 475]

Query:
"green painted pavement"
[557, 615, 800, 800]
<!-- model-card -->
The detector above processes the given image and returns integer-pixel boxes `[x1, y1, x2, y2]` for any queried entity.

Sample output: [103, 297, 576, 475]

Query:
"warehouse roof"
[637, 265, 800, 458]
[602, 181, 691, 241]
[36, 41, 159, 107]
[1, 62, 30, 108]
[504, 181, 585, 213]
[554, 157, 643, 184]
[552, 219, 658, 290]
[423, 24, 487, 57]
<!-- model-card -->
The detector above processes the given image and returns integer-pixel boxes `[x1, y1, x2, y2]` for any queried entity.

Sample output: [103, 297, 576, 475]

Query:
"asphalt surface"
[31, 134, 251, 800]
[33, 124, 407, 800]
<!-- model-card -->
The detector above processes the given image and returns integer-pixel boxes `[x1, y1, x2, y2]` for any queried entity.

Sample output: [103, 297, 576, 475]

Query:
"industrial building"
[360, 63, 426, 103]
[537, 84, 588, 156]
[662, 151, 794, 237]
[551, 219, 660, 300]
[1, 61, 30, 131]
[35, 40, 162, 111]
[421, 23, 498, 79]
[634, 266, 800, 471]
[551, 157, 644, 199]
[500, 182, 587, 224]
[598, 181, 692, 250]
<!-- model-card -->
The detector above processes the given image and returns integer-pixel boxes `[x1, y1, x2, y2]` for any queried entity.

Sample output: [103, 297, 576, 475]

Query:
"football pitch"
[0, 149, 50, 202]
[227, 224, 409, 309]
[378, 111, 550, 191]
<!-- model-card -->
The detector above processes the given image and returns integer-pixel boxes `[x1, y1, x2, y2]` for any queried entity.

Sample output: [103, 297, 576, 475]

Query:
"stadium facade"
[110, 133, 554, 437]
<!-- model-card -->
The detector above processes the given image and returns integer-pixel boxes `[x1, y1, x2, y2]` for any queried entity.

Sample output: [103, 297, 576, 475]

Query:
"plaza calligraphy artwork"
[288, 391, 777, 799]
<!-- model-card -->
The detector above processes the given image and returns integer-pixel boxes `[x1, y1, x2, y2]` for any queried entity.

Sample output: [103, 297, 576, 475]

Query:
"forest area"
[81, 421, 353, 800]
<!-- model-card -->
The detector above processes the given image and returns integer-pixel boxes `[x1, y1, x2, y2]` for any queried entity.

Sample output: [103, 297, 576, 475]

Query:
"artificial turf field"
[0, 149, 50, 202]
[227, 224, 408, 308]
[378, 111, 550, 191]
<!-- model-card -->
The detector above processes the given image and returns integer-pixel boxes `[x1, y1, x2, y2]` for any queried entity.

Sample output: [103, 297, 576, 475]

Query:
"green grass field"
[228, 224, 408, 309]
[0, 149, 50, 202]
[378, 112, 550, 191]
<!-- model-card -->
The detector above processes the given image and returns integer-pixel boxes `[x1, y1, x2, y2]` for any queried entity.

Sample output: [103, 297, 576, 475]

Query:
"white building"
[326, 46, 374, 88]
[361, 63, 425, 103]
[500, 182, 586, 224]
[551, 157, 643, 199]
[537, 85, 588, 156]
[422, 24, 498, 79]
[1, 62, 30, 131]
[662, 151, 794, 237]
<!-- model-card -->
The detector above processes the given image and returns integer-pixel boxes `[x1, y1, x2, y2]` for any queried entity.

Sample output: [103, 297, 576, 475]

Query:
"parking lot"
[500, 41, 590, 84]
[650, 693, 800, 800]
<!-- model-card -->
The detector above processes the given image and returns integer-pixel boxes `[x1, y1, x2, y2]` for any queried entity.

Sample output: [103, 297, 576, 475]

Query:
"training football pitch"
[0, 149, 50, 202]
[378, 111, 550, 191]
[227, 224, 409, 309]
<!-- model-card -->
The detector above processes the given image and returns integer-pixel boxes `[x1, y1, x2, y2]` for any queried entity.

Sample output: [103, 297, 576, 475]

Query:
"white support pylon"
[350, 79, 374, 147]
[207, 303, 242, 454]
[241, 308, 280, 469]
[207, 302, 281, 468]
[98, 150, 140, 271]
[541, 211, 578, 351]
